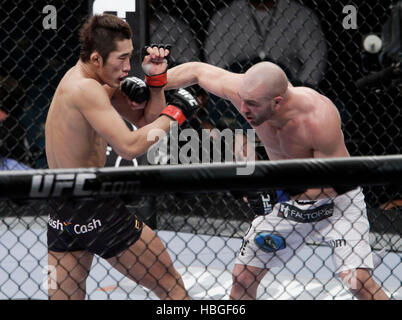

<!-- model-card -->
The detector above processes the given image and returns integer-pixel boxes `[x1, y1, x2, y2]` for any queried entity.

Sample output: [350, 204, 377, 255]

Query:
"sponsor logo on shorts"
[62, 221, 73, 234]
[277, 203, 334, 223]
[254, 232, 286, 253]
[134, 218, 141, 230]
[239, 239, 249, 256]
[48, 217, 102, 234]
[329, 239, 347, 248]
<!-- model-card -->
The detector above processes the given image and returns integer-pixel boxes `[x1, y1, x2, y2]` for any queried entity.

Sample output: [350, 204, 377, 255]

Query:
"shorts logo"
[329, 239, 347, 248]
[48, 217, 102, 234]
[277, 203, 334, 223]
[134, 218, 141, 230]
[48, 217, 64, 232]
[239, 239, 250, 256]
[254, 232, 286, 253]
[63, 221, 73, 234]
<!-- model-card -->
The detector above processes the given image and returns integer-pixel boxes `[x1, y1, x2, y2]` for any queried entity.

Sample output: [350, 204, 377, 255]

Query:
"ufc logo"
[329, 239, 347, 248]
[30, 173, 95, 198]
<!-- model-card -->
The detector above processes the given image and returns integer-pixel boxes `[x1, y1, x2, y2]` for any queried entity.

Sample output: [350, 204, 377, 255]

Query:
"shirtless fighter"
[166, 61, 388, 300]
[45, 14, 196, 299]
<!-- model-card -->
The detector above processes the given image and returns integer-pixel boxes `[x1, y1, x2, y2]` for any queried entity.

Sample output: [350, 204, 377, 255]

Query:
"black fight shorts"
[47, 198, 143, 259]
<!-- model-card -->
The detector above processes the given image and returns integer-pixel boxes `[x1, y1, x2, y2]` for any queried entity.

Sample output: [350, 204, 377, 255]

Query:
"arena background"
[0, 0, 401, 300]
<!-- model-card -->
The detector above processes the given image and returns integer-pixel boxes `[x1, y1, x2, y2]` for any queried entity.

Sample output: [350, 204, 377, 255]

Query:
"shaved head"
[243, 62, 288, 98]
[238, 62, 290, 126]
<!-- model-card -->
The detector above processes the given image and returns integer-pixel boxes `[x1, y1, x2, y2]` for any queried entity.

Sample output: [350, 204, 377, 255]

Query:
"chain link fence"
[0, 0, 401, 299]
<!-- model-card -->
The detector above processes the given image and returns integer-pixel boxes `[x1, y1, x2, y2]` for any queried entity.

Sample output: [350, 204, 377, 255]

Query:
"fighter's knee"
[232, 268, 259, 288]
[231, 270, 262, 300]
[340, 268, 386, 299]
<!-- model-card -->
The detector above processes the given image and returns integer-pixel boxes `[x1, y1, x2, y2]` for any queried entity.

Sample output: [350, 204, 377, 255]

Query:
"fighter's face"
[99, 39, 133, 88]
[238, 85, 273, 127]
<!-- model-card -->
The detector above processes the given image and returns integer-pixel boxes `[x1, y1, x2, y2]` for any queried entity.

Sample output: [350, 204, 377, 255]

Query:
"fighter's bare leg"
[230, 263, 268, 300]
[340, 268, 389, 300]
[48, 250, 94, 300]
[107, 224, 189, 300]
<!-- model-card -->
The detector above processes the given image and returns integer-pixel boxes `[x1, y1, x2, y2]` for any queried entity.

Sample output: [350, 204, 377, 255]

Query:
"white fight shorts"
[235, 187, 374, 274]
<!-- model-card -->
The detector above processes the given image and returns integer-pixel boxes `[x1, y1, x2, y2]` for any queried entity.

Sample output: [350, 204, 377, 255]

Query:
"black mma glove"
[245, 188, 307, 216]
[142, 44, 171, 88]
[121, 77, 150, 104]
[161, 88, 199, 125]
[245, 191, 277, 215]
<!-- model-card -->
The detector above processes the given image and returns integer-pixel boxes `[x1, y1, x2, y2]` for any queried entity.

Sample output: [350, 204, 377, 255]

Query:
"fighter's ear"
[90, 51, 103, 67]
[273, 95, 283, 105]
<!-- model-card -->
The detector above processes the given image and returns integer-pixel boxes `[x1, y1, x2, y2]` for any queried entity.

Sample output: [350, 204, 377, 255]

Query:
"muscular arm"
[167, 62, 294, 109]
[76, 80, 171, 160]
[167, 62, 243, 107]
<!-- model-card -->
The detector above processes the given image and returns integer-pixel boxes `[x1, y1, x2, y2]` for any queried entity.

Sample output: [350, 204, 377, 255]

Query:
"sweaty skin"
[46, 40, 169, 169]
[167, 62, 349, 162]
[239, 85, 350, 161]
[46, 65, 109, 168]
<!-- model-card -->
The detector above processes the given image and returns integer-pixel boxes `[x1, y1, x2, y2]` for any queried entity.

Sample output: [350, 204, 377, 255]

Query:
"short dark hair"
[79, 14, 132, 63]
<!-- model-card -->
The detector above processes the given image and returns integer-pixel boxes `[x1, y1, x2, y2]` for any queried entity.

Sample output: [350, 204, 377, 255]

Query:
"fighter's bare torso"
[45, 65, 110, 169]
[234, 86, 349, 160]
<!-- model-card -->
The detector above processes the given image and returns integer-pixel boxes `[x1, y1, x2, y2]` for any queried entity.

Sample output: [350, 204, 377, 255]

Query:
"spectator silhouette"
[204, 0, 327, 87]
[203, 0, 328, 131]
[0, 69, 29, 165]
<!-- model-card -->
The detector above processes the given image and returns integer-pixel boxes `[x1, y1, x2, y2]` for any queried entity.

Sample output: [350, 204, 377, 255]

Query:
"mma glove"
[161, 88, 199, 125]
[121, 76, 150, 104]
[243, 188, 307, 216]
[245, 191, 277, 216]
[142, 44, 171, 88]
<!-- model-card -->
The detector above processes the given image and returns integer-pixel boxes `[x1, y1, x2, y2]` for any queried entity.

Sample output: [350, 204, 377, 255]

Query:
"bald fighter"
[45, 14, 197, 300]
[166, 61, 388, 300]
